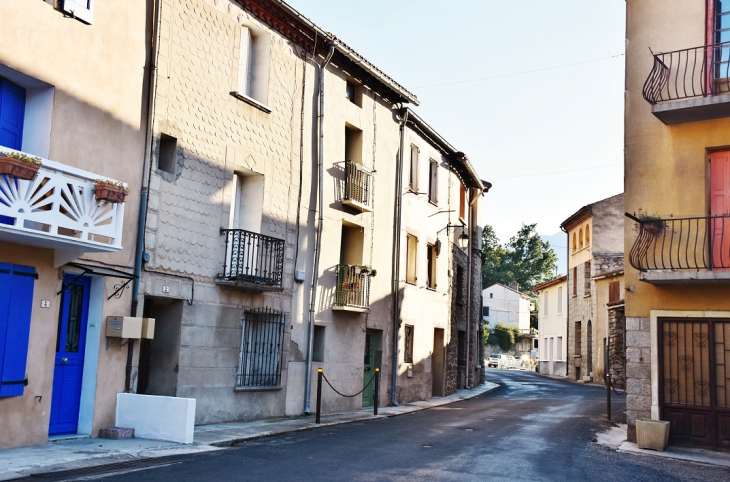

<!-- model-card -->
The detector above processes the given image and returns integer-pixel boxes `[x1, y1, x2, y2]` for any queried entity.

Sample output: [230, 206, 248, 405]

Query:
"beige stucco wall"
[0, 1, 148, 448]
[568, 218, 593, 269]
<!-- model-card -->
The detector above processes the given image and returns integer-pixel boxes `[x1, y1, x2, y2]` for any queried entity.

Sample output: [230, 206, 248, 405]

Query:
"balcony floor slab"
[652, 93, 730, 124]
[214, 278, 284, 292]
[332, 305, 369, 313]
[639, 270, 730, 284]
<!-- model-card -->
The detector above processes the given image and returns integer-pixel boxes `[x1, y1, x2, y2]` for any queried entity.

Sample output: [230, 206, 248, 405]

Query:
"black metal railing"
[219, 229, 284, 287]
[236, 307, 284, 388]
[335, 264, 371, 309]
[343, 160, 372, 208]
[628, 213, 730, 271]
[643, 41, 730, 104]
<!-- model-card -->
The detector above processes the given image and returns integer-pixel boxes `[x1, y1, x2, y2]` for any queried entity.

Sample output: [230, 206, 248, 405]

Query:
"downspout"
[561, 225, 569, 378]
[126, 0, 162, 392]
[390, 108, 409, 406]
[304, 45, 335, 414]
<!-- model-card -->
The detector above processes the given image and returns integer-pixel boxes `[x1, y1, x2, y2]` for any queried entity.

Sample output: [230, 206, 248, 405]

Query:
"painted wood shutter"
[0, 263, 36, 397]
[0, 78, 26, 150]
[61, 0, 95, 25]
[409, 145, 419, 191]
[429, 160, 438, 203]
[238, 27, 253, 96]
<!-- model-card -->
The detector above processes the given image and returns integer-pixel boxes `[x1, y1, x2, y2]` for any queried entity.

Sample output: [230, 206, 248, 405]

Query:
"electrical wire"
[415, 53, 625, 89]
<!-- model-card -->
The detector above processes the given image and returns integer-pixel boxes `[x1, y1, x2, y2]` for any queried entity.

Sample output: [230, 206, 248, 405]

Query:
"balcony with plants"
[627, 212, 730, 283]
[643, 42, 730, 124]
[0, 147, 127, 263]
[334, 264, 373, 311]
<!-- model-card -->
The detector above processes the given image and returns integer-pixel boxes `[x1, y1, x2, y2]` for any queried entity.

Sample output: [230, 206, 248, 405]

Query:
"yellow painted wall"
[568, 217, 592, 269]
[625, 1, 730, 317]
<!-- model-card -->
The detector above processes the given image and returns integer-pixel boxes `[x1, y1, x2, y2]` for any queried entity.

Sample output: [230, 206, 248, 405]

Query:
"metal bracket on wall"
[106, 337, 133, 351]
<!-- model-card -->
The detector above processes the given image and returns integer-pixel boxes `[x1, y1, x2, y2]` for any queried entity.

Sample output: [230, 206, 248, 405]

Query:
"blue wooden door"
[49, 275, 91, 435]
[0, 78, 26, 150]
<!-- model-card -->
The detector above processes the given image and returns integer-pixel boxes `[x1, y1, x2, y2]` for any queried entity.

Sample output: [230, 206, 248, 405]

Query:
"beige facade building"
[533, 276, 568, 377]
[0, 1, 149, 448]
[561, 193, 624, 384]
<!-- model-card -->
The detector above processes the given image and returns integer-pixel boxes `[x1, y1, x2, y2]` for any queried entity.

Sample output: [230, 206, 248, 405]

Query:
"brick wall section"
[608, 304, 626, 389]
[625, 316, 651, 441]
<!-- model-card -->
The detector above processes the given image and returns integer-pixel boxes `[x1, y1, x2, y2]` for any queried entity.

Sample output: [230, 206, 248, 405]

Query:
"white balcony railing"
[0, 147, 125, 254]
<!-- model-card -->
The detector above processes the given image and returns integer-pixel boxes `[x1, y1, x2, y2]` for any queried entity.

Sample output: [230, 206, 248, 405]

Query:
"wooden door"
[49, 276, 91, 435]
[362, 331, 374, 407]
[710, 151, 730, 268]
[660, 318, 730, 450]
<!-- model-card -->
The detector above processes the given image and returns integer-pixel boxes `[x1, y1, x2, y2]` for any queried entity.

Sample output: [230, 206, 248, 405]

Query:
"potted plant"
[0, 151, 43, 181]
[94, 179, 130, 203]
[637, 211, 667, 235]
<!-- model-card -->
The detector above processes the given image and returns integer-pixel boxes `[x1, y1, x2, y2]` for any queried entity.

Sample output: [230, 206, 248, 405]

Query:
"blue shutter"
[0, 79, 26, 151]
[0, 263, 36, 397]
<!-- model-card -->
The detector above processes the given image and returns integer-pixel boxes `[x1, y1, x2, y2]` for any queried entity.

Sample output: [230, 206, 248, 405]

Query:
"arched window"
[579, 228, 584, 248]
[572, 232, 577, 252]
[585, 225, 590, 247]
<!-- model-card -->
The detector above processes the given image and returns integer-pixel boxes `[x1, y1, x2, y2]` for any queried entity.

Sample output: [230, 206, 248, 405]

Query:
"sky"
[285, 0, 627, 248]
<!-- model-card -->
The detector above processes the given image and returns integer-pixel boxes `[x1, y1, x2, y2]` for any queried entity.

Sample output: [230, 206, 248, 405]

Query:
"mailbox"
[141, 318, 156, 339]
[106, 316, 143, 339]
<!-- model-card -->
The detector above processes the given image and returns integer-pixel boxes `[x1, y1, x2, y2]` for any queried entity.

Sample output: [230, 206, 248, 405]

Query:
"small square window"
[158, 134, 177, 174]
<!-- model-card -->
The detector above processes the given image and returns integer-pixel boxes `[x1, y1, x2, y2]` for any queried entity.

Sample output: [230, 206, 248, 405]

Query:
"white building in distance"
[482, 283, 531, 333]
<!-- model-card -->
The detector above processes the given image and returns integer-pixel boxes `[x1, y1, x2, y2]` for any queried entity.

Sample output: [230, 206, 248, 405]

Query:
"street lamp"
[458, 231, 469, 251]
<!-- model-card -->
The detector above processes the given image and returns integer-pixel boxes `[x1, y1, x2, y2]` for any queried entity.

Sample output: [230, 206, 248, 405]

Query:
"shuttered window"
[237, 27, 253, 97]
[0, 77, 26, 151]
[61, 0, 95, 25]
[428, 159, 438, 204]
[609, 280, 621, 304]
[0, 263, 36, 397]
[584, 262, 591, 296]
[409, 145, 419, 191]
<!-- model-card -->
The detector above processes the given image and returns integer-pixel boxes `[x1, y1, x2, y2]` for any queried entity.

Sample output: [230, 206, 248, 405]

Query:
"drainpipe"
[389, 108, 409, 406]
[126, 0, 162, 392]
[304, 45, 335, 415]
[561, 225, 569, 378]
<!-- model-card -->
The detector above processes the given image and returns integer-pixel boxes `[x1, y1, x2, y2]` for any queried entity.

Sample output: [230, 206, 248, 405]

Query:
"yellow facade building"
[625, 0, 730, 449]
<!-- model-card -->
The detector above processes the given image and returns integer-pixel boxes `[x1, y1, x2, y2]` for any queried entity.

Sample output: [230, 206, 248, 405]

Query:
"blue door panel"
[0, 263, 35, 398]
[0, 79, 26, 151]
[49, 275, 90, 435]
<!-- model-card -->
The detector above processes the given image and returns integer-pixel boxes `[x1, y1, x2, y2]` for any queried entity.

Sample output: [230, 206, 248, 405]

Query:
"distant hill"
[541, 232, 567, 276]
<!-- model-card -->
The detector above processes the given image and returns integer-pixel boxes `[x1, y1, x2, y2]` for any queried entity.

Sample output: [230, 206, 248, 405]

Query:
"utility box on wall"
[141, 317, 156, 339]
[106, 316, 143, 339]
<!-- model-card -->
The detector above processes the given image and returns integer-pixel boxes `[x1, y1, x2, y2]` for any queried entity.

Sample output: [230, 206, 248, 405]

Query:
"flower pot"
[642, 221, 664, 235]
[636, 419, 670, 451]
[0, 156, 40, 181]
[94, 183, 128, 203]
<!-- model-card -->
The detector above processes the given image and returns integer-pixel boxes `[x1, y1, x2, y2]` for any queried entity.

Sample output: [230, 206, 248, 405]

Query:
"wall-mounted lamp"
[458, 232, 469, 251]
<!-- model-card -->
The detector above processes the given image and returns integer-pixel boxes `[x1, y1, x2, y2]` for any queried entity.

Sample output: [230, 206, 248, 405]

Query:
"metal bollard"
[606, 373, 612, 421]
[374, 368, 380, 416]
[316, 368, 323, 424]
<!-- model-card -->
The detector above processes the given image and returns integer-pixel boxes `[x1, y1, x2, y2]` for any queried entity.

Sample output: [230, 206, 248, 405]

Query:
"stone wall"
[608, 303, 626, 389]
[447, 246, 468, 394]
[625, 316, 651, 442]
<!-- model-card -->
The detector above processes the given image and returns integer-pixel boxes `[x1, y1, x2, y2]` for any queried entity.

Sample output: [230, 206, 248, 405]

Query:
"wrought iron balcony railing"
[334, 264, 371, 310]
[0, 147, 125, 253]
[628, 213, 730, 271]
[342, 160, 372, 211]
[219, 229, 284, 287]
[643, 42, 730, 104]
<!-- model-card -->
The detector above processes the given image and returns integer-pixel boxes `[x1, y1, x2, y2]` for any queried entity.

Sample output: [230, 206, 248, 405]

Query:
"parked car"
[505, 355, 517, 369]
[487, 354, 507, 368]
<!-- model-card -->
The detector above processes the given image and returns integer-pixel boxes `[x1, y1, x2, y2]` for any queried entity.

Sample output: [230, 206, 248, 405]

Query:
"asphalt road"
[94, 370, 730, 481]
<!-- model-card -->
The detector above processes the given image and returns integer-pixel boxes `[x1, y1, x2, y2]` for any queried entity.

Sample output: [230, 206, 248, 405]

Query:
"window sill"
[426, 286, 437, 292]
[230, 92, 272, 114]
[234, 385, 283, 392]
[406, 280, 417, 286]
[428, 200, 438, 207]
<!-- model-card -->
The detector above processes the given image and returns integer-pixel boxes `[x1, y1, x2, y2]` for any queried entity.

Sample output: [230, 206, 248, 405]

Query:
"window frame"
[428, 159, 438, 204]
[409, 144, 419, 192]
[426, 243, 437, 289]
[236, 308, 285, 389]
[406, 234, 418, 284]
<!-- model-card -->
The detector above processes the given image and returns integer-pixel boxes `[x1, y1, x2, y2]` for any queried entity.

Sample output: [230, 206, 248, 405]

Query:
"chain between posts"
[315, 368, 380, 424]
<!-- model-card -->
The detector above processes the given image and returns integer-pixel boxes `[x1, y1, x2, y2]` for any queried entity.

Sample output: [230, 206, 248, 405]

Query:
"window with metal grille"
[404, 325, 414, 363]
[236, 307, 284, 388]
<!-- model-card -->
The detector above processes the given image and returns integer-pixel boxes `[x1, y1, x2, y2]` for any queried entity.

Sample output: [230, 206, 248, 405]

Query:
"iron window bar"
[236, 307, 285, 388]
[335, 264, 372, 309]
[343, 160, 372, 208]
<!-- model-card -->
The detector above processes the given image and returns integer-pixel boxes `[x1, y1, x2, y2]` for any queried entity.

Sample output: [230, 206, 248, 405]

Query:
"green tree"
[481, 223, 557, 293]
[488, 323, 521, 351]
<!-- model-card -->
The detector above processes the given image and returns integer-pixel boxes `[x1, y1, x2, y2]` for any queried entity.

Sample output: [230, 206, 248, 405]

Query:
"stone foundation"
[608, 303, 626, 389]
[625, 316, 652, 442]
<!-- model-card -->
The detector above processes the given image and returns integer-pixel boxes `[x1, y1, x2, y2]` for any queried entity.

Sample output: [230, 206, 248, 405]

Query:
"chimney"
[508, 282, 519, 292]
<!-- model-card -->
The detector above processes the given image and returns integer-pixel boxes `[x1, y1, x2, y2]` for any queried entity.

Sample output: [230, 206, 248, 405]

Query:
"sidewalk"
[0, 382, 499, 481]
[596, 423, 730, 468]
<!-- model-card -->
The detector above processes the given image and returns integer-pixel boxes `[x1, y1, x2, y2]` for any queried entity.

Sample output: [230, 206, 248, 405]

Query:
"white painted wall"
[482, 283, 530, 332]
[116, 393, 196, 444]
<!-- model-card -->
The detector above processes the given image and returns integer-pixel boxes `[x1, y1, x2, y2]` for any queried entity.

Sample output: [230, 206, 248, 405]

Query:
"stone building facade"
[562, 193, 624, 383]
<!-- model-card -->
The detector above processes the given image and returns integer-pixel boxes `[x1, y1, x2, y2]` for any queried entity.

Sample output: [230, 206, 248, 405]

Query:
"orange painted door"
[710, 151, 730, 268]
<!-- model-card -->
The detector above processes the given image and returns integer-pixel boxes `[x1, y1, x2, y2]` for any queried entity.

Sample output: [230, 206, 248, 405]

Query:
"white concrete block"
[116, 393, 196, 444]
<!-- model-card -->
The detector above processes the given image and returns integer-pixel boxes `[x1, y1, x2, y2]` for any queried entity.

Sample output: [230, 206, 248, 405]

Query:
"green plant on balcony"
[94, 179, 130, 203]
[636, 210, 668, 235]
[0, 151, 43, 181]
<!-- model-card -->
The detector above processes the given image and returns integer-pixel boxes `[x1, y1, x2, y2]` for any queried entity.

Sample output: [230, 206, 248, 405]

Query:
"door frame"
[51, 273, 104, 436]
